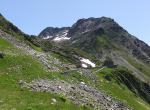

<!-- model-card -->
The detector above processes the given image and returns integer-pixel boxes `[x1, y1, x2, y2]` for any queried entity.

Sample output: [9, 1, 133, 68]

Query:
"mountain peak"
[68, 17, 119, 36]
[75, 16, 114, 23]
[39, 16, 121, 39]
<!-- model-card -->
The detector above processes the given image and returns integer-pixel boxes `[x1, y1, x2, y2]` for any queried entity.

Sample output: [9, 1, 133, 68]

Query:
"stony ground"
[20, 78, 132, 110]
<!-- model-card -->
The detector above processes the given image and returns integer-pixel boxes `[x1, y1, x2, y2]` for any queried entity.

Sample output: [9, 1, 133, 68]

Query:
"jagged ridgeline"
[0, 13, 150, 110]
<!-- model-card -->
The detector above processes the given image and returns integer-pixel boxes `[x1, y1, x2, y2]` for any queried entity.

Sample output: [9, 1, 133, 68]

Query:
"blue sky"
[0, 0, 150, 45]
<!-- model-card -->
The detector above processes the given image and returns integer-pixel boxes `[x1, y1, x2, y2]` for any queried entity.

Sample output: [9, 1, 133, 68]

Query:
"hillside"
[0, 13, 150, 110]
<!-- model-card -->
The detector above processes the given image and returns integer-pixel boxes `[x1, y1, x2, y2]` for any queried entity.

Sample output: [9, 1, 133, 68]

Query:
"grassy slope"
[94, 68, 150, 110]
[48, 66, 150, 110]
[0, 37, 150, 110]
[0, 38, 92, 110]
[123, 52, 150, 80]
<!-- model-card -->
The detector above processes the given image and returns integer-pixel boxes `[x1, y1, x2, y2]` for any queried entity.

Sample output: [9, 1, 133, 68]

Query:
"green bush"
[0, 53, 5, 58]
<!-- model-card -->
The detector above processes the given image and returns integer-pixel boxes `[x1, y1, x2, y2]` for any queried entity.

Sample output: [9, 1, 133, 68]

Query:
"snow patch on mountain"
[80, 58, 96, 68]
[81, 63, 88, 68]
[53, 30, 70, 42]
[53, 36, 70, 41]
[43, 36, 53, 39]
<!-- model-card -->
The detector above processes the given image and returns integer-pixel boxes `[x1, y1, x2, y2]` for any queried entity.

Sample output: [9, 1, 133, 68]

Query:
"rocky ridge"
[0, 29, 76, 72]
[39, 27, 70, 40]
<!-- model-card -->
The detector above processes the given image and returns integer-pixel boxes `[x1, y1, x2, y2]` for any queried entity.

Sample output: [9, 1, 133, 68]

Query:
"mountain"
[40, 17, 150, 81]
[68, 17, 150, 63]
[0, 13, 150, 110]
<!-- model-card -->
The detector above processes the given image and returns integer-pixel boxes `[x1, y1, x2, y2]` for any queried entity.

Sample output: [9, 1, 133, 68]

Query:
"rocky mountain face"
[0, 13, 150, 110]
[39, 27, 70, 40]
[40, 17, 150, 81]
[39, 17, 150, 64]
